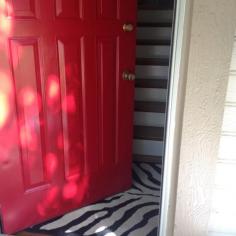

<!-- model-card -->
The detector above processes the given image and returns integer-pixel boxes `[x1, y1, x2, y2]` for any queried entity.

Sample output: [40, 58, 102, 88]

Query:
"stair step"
[138, 4, 174, 10]
[133, 154, 162, 164]
[134, 112, 165, 127]
[137, 39, 171, 46]
[135, 88, 167, 102]
[134, 125, 164, 141]
[136, 65, 169, 78]
[136, 57, 169, 66]
[135, 79, 168, 89]
[135, 101, 166, 113]
[137, 27, 172, 41]
[133, 139, 164, 156]
[138, 22, 172, 27]
[138, 10, 173, 24]
[136, 45, 171, 59]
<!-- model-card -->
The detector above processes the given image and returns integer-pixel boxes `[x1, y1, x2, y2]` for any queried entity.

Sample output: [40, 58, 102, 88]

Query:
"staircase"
[133, 2, 174, 164]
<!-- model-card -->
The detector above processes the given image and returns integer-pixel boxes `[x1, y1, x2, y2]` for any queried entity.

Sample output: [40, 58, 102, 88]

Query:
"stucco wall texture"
[173, 0, 236, 235]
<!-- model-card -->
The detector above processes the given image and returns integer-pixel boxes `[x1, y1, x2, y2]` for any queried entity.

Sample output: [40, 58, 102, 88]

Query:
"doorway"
[0, 0, 176, 235]
[16, 1, 176, 235]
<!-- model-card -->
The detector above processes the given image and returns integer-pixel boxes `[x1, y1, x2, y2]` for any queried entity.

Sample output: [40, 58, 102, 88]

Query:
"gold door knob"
[122, 71, 135, 81]
[123, 23, 134, 32]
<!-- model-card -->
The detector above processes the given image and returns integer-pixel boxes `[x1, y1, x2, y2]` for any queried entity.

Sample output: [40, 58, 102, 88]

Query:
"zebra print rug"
[25, 162, 162, 236]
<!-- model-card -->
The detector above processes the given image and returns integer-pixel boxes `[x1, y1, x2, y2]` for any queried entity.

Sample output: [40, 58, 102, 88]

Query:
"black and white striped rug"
[26, 162, 162, 236]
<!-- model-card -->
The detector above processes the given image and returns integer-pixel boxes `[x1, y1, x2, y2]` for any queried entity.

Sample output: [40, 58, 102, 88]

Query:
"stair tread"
[134, 125, 164, 141]
[135, 79, 168, 89]
[133, 154, 162, 158]
[138, 22, 172, 27]
[135, 101, 166, 113]
[133, 154, 162, 164]
[138, 4, 174, 10]
[136, 57, 169, 66]
[137, 39, 171, 46]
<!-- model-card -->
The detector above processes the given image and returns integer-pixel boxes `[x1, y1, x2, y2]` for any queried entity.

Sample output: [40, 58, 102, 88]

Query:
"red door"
[0, 0, 136, 233]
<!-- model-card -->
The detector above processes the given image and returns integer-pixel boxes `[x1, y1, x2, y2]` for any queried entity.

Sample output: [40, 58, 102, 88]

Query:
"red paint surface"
[0, 0, 136, 234]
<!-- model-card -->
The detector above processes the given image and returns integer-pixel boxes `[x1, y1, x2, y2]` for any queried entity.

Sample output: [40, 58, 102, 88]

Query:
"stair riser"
[135, 88, 167, 102]
[136, 45, 170, 58]
[138, 10, 173, 23]
[133, 155, 162, 163]
[134, 112, 166, 127]
[135, 79, 168, 89]
[135, 101, 166, 113]
[136, 65, 169, 77]
[133, 139, 164, 156]
[137, 39, 171, 46]
[137, 27, 172, 40]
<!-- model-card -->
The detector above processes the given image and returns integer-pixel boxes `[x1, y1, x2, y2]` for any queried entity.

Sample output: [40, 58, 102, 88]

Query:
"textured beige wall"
[208, 35, 236, 234]
[173, 0, 236, 235]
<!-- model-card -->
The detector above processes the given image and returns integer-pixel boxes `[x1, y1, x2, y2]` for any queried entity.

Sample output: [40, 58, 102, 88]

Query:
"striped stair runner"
[133, 4, 174, 164]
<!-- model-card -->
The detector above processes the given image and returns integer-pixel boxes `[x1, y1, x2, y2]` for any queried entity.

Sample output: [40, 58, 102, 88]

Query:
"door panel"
[55, 0, 83, 18]
[97, 0, 118, 19]
[8, 0, 37, 19]
[0, 0, 136, 233]
[57, 38, 84, 179]
[97, 37, 117, 167]
[10, 38, 47, 190]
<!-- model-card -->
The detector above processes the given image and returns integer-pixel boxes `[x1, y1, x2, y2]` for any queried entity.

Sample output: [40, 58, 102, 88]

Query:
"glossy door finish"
[0, 0, 136, 233]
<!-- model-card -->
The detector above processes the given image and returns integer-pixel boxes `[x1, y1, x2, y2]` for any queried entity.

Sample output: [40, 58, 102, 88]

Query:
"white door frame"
[159, 0, 191, 235]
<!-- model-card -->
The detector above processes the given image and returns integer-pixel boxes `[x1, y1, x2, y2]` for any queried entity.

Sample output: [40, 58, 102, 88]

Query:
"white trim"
[159, 0, 189, 235]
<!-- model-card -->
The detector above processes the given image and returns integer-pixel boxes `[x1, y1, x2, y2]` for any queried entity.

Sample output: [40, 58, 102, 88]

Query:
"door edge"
[0, 206, 3, 234]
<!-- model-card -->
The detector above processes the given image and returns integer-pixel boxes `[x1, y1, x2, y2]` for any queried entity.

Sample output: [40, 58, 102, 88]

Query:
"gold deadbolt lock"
[123, 23, 134, 32]
[122, 71, 135, 81]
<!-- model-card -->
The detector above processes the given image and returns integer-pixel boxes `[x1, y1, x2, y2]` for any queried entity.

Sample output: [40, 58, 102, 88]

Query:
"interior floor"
[19, 162, 161, 236]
